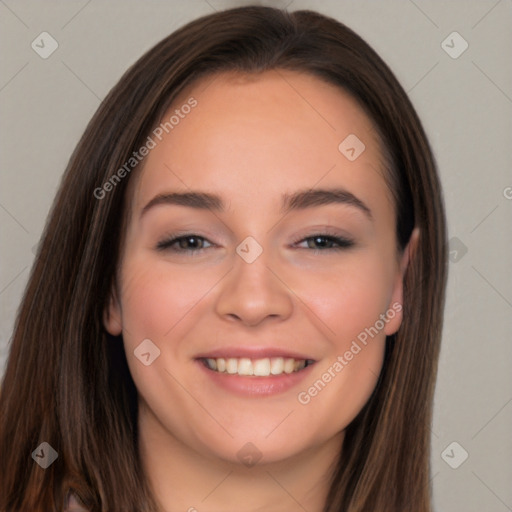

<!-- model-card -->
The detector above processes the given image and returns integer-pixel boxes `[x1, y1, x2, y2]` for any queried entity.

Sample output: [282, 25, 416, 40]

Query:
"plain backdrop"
[1, 1, 511, 510]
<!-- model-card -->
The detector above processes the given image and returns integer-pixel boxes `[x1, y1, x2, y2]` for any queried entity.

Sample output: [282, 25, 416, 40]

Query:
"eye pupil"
[309, 236, 331, 248]
[181, 236, 200, 248]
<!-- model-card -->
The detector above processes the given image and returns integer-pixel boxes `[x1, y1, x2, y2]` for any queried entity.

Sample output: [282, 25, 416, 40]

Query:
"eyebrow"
[140, 187, 372, 220]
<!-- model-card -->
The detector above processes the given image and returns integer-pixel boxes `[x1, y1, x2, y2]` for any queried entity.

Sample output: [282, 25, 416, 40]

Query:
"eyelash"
[156, 230, 354, 254]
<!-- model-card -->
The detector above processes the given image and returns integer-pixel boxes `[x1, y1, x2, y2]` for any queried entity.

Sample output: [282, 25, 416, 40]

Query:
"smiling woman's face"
[105, 70, 409, 466]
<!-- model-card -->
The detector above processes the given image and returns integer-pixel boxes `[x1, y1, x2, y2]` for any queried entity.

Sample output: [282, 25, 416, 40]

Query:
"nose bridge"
[215, 238, 293, 325]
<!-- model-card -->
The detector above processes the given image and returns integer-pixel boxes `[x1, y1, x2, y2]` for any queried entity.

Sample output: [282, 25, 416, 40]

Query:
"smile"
[200, 357, 315, 377]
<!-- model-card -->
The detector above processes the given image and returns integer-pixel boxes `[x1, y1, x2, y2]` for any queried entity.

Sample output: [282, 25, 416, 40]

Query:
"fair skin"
[104, 70, 416, 512]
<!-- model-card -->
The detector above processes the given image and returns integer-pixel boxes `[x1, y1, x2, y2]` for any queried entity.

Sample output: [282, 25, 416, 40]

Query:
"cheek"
[117, 260, 213, 431]
[298, 252, 396, 345]
[289, 253, 393, 429]
[118, 259, 213, 343]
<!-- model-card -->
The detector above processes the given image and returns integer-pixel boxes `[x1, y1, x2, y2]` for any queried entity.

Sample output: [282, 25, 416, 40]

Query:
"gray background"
[1, 1, 511, 510]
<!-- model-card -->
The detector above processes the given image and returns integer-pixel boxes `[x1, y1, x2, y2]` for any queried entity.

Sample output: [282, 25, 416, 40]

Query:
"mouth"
[198, 356, 316, 377]
[194, 347, 317, 396]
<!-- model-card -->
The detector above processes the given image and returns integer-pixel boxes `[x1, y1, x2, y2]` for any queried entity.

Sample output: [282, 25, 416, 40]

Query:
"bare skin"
[104, 69, 416, 511]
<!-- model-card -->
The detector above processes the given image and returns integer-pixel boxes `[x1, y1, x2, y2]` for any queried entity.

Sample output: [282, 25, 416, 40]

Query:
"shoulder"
[65, 491, 90, 512]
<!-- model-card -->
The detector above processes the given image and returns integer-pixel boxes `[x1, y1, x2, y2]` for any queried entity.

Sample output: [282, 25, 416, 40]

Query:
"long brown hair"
[0, 6, 447, 511]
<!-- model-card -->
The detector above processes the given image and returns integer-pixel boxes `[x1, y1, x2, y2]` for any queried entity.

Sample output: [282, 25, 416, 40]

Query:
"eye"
[293, 233, 354, 252]
[156, 234, 213, 253]
[156, 231, 354, 255]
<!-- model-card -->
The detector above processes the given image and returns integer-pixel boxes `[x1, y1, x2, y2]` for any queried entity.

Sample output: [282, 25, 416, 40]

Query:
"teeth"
[203, 356, 311, 376]
[237, 358, 252, 375]
[253, 358, 270, 376]
[226, 358, 238, 374]
[270, 357, 284, 375]
[283, 358, 295, 374]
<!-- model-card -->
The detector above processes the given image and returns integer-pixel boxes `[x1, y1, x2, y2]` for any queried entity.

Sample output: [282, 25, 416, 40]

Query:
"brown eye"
[156, 234, 213, 252]
[293, 234, 355, 252]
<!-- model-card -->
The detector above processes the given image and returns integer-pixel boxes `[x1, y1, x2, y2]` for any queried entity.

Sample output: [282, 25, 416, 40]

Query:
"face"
[105, 70, 411, 465]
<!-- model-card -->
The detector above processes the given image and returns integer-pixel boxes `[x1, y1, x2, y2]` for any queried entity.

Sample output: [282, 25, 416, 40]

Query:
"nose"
[214, 247, 294, 327]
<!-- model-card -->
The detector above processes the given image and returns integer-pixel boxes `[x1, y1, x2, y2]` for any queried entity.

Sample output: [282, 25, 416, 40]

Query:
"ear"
[103, 283, 123, 336]
[384, 227, 419, 336]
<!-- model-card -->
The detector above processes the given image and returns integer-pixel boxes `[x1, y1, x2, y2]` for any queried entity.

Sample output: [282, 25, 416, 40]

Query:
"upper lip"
[195, 347, 316, 361]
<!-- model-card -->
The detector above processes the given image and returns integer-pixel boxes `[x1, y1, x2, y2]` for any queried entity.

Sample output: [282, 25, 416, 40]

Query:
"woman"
[0, 5, 447, 511]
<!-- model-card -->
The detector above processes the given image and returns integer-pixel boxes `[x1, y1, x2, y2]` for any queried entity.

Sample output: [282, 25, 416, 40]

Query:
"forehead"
[129, 69, 392, 217]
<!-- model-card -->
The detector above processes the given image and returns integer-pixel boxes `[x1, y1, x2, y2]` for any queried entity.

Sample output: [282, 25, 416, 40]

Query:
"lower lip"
[196, 360, 315, 397]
